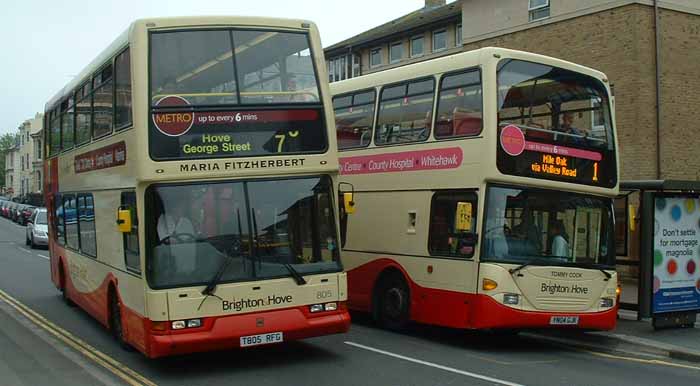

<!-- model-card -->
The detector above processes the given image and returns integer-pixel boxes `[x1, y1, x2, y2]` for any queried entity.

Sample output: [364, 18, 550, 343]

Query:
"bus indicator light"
[482, 278, 498, 291]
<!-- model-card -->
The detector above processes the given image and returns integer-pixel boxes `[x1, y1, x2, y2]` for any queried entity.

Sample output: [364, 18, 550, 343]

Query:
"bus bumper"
[146, 304, 350, 358]
[470, 295, 617, 331]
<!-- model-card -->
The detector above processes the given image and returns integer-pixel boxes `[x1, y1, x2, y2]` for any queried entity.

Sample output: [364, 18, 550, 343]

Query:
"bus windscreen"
[145, 175, 341, 289]
[496, 59, 616, 187]
[482, 186, 616, 268]
[149, 29, 327, 160]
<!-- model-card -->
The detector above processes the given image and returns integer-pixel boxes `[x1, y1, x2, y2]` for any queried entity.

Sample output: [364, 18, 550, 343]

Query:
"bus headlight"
[310, 304, 324, 313]
[172, 320, 186, 330]
[324, 302, 337, 311]
[187, 319, 202, 328]
[599, 298, 614, 308]
[503, 293, 520, 305]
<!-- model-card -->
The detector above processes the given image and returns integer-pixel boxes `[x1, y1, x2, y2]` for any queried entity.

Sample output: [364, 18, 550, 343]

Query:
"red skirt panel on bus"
[147, 305, 350, 358]
[347, 259, 617, 331]
[53, 244, 350, 358]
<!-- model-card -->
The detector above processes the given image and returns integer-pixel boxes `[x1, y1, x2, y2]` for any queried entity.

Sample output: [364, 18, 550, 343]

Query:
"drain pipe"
[654, 0, 662, 179]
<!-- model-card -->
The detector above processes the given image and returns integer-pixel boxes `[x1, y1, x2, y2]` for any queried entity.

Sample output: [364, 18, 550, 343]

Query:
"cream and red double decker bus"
[331, 48, 620, 332]
[43, 16, 350, 358]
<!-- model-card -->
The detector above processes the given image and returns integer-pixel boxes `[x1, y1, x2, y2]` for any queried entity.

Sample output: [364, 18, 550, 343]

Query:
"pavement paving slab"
[0, 296, 123, 386]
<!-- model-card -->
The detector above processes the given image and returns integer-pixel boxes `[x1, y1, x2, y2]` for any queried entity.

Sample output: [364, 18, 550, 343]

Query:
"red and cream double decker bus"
[331, 48, 620, 332]
[44, 16, 349, 358]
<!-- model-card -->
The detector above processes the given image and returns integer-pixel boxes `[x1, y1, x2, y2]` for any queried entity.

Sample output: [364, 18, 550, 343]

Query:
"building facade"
[4, 142, 20, 198]
[325, 0, 463, 82]
[324, 0, 700, 295]
[3, 113, 44, 200]
[27, 113, 43, 194]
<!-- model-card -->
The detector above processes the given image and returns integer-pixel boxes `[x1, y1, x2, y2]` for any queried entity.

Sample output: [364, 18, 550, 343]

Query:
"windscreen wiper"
[508, 258, 550, 276]
[284, 263, 307, 285]
[198, 254, 234, 310]
[198, 220, 244, 310]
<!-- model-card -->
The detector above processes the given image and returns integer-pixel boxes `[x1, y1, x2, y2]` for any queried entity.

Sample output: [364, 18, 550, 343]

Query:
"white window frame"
[370, 47, 382, 68]
[432, 29, 447, 52]
[528, 0, 550, 22]
[455, 24, 462, 45]
[389, 41, 403, 64]
[528, 0, 549, 10]
[352, 54, 361, 77]
[410, 35, 425, 58]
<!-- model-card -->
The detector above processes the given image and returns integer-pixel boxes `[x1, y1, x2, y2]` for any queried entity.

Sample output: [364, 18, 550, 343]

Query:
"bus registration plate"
[550, 316, 579, 325]
[240, 332, 284, 347]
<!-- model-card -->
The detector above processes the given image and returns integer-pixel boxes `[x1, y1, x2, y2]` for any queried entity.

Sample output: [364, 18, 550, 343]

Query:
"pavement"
[527, 310, 700, 364]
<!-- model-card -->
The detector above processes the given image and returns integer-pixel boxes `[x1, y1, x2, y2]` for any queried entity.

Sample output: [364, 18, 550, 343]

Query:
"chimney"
[425, 0, 446, 8]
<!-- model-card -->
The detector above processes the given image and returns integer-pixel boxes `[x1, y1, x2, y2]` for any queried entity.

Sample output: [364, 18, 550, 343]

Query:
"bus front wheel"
[375, 273, 410, 331]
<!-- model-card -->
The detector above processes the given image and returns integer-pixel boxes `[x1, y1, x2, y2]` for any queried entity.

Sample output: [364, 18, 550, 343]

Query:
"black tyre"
[375, 273, 410, 331]
[110, 292, 133, 351]
[59, 268, 75, 307]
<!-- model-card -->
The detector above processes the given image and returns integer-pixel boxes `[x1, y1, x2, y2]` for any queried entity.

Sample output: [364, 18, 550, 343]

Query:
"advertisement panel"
[652, 195, 700, 314]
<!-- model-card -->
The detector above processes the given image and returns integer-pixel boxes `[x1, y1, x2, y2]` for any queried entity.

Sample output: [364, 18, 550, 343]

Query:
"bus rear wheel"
[59, 266, 75, 307]
[109, 291, 132, 351]
[375, 273, 410, 331]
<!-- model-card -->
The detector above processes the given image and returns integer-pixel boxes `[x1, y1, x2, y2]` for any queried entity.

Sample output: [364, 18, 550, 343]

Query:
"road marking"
[19, 247, 32, 254]
[585, 349, 700, 371]
[0, 289, 157, 386]
[345, 341, 526, 386]
[37, 254, 50, 260]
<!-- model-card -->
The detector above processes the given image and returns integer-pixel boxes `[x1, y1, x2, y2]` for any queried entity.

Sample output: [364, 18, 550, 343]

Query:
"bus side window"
[121, 192, 140, 273]
[54, 193, 66, 246]
[435, 69, 482, 139]
[428, 191, 478, 258]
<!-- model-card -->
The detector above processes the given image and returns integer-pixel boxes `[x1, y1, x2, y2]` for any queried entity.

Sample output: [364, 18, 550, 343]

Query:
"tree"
[0, 132, 19, 189]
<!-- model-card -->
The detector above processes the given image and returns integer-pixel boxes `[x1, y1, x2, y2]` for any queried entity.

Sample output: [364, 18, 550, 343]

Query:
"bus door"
[421, 191, 479, 325]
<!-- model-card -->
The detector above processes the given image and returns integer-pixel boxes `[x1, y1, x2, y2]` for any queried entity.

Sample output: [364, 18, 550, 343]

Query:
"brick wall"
[658, 8, 700, 180]
[463, 4, 699, 182]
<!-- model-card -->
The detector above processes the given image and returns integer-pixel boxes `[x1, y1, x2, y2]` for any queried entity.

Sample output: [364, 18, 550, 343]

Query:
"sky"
[0, 0, 430, 135]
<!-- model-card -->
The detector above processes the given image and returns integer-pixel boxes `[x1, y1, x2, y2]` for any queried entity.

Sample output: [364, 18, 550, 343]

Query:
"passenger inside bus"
[156, 191, 200, 275]
[549, 219, 570, 258]
[509, 209, 542, 256]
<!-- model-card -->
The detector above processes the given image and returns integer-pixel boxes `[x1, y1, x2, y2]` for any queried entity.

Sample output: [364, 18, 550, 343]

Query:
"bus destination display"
[497, 124, 616, 188]
[149, 97, 326, 160]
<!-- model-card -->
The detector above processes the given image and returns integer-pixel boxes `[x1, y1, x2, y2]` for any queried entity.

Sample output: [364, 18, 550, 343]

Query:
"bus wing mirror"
[343, 192, 356, 214]
[116, 208, 131, 233]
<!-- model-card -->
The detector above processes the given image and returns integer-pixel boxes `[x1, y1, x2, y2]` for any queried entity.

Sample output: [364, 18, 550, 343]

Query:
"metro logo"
[152, 95, 195, 137]
[155, 113, 192, 124]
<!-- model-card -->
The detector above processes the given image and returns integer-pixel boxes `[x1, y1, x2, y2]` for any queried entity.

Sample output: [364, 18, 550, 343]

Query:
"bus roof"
[329, 47, 609, 96]
[45, 16, 318, 111]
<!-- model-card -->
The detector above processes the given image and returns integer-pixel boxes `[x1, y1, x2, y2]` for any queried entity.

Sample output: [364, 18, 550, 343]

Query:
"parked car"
[0, 201, 8, 218]
[18, 205, 36, 226]
[26, 208, 49, 248]
[6, 202, 18, 220]
[12, 204, 26, 223]
[0, 201, 13, 218]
